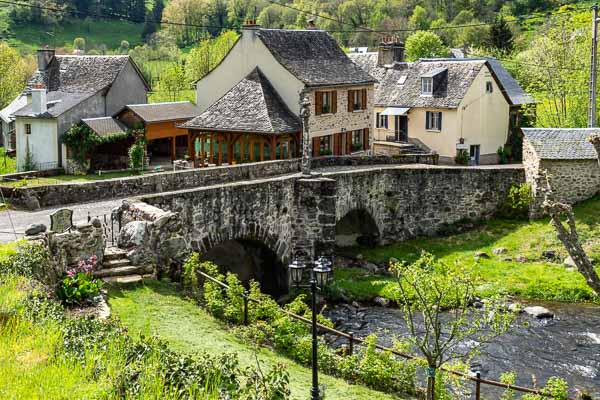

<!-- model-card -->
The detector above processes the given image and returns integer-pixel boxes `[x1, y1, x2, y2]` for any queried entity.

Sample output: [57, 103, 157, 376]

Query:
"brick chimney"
[31, 84, 47, 115]
[36, 46, 55, 71]
[377, 37, 404, 67]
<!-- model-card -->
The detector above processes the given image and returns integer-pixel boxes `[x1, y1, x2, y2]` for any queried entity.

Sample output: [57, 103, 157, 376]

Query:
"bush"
[129, 140, 145, 172]
[56, 256, 103, 305]
[497, 183, 532, 219]
[455, 149, 469, 165]
[0, 241, 48, 278]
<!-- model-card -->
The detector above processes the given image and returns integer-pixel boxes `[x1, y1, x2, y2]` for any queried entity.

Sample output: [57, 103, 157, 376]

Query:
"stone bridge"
[118, 164, 523, 293]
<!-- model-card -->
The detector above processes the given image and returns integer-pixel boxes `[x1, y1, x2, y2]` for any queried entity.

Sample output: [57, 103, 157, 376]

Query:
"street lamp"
[288, 255, 332, 400]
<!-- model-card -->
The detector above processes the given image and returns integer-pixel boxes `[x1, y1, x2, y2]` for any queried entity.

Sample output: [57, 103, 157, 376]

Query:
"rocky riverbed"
[324, 301, 600, 397]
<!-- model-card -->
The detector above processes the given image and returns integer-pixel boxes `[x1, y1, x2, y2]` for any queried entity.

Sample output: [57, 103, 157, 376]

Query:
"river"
[324, 301, 600, 398]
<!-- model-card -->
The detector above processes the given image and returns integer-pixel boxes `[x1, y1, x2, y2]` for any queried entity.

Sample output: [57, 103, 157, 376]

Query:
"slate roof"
[522, 128, 600, 160]
[119, 101, 199, 123]
[26, 55, 145, 94]
[13, 91, 96, 118]
[0, 95, 27, 123]
[82, 117, 128, 137]
[256, 29, 377, 87]
[349, 54, 534, 108]
[181, 68, 301, 134]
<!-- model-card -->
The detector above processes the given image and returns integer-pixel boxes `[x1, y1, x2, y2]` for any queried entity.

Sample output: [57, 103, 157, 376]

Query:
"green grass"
[0, 148, 16, 175]
[0, 171, 142, 187]
[109, 281, 404, 400]
[332, 196, 600, 304]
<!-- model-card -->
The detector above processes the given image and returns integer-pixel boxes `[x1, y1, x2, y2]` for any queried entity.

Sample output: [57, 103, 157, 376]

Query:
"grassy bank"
[109, 281, 403, 400]
[332, 196, 600, 304]
[0, 171, 143, 187]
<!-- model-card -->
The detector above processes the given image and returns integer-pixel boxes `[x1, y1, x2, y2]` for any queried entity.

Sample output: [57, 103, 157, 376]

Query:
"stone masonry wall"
[523, 138, 600, 219]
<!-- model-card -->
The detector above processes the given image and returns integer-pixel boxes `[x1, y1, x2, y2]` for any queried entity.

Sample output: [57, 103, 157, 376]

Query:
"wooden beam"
[200, 135, 205, 168]
[217, 135, 223, 166]
[171, 136, 176, 161]
[227, 133, 234, 165]
[249, 139, 254, 162]
[270, 136, 276, 160]
[187, 131, 194, 167]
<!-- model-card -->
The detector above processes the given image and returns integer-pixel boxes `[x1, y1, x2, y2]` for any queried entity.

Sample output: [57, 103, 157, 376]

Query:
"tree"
[392, 254, 514, 400]
[143, 0, 165, 41]
[186, 30, 239, 83]
[405, 31, 450, 61]
[73, 37, 86, 52]
[0, 43, 35, 109]
[119, 40, 130, 54]
[489, 16, 514, 52]
[408, 5, 429, 30]
[160, 63, 187, 101]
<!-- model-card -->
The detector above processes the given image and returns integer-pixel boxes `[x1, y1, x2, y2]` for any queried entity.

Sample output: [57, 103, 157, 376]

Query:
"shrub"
[455, 149, 469, 165]
[497, 183, 532, 219]
[56, 256, 103, 305]
[129, 140, 145, 171]
[497, 145, 512, 164]
[0, 241, 48, 278]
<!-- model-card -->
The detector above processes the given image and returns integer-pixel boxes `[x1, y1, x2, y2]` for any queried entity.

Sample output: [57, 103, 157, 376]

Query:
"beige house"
[350, 41, 534, 164]
[190, 21, 376, 166]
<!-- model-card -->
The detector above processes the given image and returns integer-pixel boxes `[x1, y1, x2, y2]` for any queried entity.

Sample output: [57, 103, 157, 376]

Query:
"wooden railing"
[196, 270, 571, 399]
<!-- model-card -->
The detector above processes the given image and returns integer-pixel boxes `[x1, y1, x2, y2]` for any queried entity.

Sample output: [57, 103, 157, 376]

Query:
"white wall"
[16, 118, 58, 171]
[196, 28, 305, 115]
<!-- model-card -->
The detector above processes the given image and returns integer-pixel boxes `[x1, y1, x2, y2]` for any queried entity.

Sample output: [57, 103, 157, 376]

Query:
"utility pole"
[589, 4, 599, 127]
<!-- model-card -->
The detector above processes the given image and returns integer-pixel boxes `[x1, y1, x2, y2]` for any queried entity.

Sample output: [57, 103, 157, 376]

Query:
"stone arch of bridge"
[191, 223, 290, 298]
[335, 207, 382, 248]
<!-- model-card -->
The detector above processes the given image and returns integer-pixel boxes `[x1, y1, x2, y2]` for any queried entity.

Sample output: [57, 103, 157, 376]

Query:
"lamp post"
[288, 255, 333, 400]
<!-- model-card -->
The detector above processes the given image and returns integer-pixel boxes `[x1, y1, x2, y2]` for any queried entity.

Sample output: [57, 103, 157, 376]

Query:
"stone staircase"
[94, 247, 153, 284]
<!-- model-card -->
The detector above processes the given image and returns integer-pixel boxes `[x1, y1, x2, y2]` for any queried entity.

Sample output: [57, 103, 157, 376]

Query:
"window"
[315, 91, 337, 115]
[25, 124, 31, 135]
[486, 81, 493, 93]
[426, 111, 442, 131]
[421, 77, 433, 95]
[377, 113, 388, 129]
[348, 89, 367, 112]
[352, 129, 363, 151]
[319, 135, 332, 155]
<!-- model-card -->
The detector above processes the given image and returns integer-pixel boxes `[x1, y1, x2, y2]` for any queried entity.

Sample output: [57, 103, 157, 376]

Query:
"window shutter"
[363, 128, 369, 150]
[315, 92, 322, 116]
[346, 132, 352, 154]
[348, 90, 354, 112]
[361, 89, 367, 110]
[384, 115, 388, 129]
[376, 112, 380, 128]
[332, 91, 337, 114]
[426, 112, 430, 130]
[438, 112, 442, 131]
[312, 137, 319, 157]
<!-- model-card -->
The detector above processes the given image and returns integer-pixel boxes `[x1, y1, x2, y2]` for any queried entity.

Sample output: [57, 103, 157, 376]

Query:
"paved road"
[0, 198, 124, 243]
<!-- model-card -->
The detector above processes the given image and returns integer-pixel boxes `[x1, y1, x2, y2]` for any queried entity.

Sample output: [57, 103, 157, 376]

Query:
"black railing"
[87, 211, 120, 247]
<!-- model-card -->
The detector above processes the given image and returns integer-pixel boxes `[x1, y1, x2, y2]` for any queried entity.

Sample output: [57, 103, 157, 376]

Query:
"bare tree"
[541, 166, 600, 296]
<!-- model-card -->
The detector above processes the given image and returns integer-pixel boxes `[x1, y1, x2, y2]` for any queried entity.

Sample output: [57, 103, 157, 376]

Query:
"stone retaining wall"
[312, 153, 438, 168]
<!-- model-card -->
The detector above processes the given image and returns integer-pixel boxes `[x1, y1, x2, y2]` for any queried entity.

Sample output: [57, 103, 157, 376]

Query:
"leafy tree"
[119, 40, 130, 54]
[405, 31, 450, 61]
[0, 43, 35, 109]
[73, 37, 86, 52]
[163, 0, 211, 46]
[160, 63, 188, 101]
[186, 30, 239, 83]
[142, 0, 165, 41]
[489, 16, 514, 52]
[408, 5, 429, 30]
[392, 253, 514, 400]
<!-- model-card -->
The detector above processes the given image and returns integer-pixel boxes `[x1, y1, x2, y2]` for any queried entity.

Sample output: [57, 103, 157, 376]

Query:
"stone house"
[522, 128, 600, 218]
[11, 49, 149, 171]
[188, 21, 376, 166]
[350, 39, 535, 164]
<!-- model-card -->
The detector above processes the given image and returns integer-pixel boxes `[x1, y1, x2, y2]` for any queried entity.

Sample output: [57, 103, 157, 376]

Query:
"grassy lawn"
[332, 196, 600, 304]
[0, 148, 16, 175]
[109, 281, 404, 400]
[0, 171, 143, 187]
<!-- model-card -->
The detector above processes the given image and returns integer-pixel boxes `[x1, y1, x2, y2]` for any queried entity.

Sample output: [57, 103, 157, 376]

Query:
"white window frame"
[426, 111, 442, 131]
[421, 77, 433, 96]
[321, 92, 331, 114]
[25, 123, 32, 135]
[353, 90, 364, 110]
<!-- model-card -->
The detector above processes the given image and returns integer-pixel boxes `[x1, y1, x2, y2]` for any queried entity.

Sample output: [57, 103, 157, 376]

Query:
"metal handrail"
[195, 269, 571, 399]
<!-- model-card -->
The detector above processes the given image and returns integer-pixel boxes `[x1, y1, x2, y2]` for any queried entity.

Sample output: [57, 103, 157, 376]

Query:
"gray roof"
[82, 117, 128, 137]
[13, 91, 95, 118]
[349, 54, 534, 108]
[181, 68, 301, 134]
[522, 128, 600, 160]
[26, 55, 143, 94]
[0, 95, 27, 123]
[120, 101, 199, 123]
[256, 29, 377, 87]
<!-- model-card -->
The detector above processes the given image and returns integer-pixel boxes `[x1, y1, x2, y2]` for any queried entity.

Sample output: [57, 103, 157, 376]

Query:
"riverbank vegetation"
[333, 196, 600, 304]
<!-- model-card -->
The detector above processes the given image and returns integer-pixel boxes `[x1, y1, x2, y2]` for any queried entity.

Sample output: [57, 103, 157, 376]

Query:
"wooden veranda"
[187, 130, 301, 167]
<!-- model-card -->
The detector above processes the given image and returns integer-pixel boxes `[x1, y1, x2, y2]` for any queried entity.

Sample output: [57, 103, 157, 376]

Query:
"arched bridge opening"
[335, 209, 380, 248]
[199, 239, 288, 298]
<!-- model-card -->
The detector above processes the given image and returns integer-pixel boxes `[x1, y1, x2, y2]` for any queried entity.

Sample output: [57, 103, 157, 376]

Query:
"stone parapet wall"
[2, 159, 301, 210]
[312, 153, 438, 168]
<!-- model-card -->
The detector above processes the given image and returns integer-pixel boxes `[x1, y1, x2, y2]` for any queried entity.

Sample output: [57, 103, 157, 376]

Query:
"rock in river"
[524, 306, 554, 319]
[374, 296, 390, 307]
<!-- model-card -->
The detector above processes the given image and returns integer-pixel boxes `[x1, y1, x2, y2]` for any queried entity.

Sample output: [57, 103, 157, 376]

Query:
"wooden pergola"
[187, 129, 301, 167]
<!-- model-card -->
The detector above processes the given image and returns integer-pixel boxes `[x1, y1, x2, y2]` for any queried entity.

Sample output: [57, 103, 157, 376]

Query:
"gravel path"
[0, 198, 124, 243]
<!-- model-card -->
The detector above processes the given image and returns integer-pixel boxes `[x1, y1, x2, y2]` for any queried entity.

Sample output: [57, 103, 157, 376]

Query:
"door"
[469, 145, 480, 165]
[394, 116, 408, 142]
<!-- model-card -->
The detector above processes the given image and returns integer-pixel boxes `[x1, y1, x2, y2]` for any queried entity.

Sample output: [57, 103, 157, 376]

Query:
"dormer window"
[421, 77, 433, 95]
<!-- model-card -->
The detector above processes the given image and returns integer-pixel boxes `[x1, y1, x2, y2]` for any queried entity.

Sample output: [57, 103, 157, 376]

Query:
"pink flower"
[66, 269, 76, 277]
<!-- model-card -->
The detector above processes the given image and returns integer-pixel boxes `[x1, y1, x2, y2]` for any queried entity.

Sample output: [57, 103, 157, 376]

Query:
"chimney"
[307, 19, 317, 29]
[31, 84, 47, 115]
[37, 46, 55, 71]
[377, 37, 404, 67]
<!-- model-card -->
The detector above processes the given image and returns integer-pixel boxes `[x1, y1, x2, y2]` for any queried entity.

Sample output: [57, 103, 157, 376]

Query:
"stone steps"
[103, 258, 131, 268]
[104, 247, 128, 261]
[97, 247, 153, 285]
[94, 265, 145, 278]
[102, 275, 144, 284]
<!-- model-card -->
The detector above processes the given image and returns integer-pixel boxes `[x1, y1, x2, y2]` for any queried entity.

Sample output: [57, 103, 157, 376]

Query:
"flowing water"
[325, 301, 600, 398]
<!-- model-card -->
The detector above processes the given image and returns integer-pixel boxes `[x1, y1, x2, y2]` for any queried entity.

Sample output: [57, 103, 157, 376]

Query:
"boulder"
[493, 247, 508, 255]
[542, 250, 558, 260]
[564, 256, 577, 268]
[25, 223, 46, 236]
[508, 303, 524, 314]
[515, 255, 528, 263]
[118, 221, 151, 249]
[503, 256, 513, 262]
[524, 306, 554, 319]
[474, 251, 490, 260]
[24, 195, 40, 211]
[472, 301, 484, 309]
[374, 296, 390, 307]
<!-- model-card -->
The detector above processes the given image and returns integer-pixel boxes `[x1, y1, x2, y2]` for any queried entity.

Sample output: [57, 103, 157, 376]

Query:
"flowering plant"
[57, 255, 103, 305]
